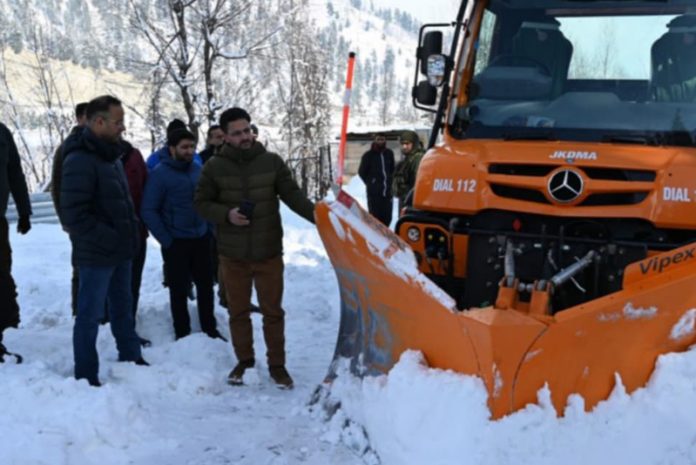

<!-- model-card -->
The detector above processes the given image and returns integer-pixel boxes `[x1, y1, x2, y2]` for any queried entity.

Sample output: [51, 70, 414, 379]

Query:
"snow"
[1, 208, 358, 464]
[323, 349, 696, 465]
[671, 309, 696, 341]
[623, 302, 658, 320]
[2, 178, 696, 464]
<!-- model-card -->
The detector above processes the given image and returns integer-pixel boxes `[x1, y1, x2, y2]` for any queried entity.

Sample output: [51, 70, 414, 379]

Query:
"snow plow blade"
[316, 191, 696, 419]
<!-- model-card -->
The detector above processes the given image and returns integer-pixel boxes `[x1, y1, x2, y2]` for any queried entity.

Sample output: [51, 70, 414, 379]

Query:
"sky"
[375, 0, 461, 23]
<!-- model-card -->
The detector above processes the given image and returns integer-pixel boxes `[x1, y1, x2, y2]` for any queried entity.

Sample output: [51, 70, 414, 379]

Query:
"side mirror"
[413, 80, 437, 106]
[419, 31, 443, 75]
[427, 55, 447, 87]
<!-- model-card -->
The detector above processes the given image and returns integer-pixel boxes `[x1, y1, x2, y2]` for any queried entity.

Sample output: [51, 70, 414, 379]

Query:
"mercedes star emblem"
[547, 169, 584, 203]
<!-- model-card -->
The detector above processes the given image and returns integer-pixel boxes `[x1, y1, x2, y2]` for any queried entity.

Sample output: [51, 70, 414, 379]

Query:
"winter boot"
[269, 365, 294, 389]
[118, 356, 150, 366]
[227, 359, 255, 386]
[206, 330, 228, 342]
[0, 343, 23, 364]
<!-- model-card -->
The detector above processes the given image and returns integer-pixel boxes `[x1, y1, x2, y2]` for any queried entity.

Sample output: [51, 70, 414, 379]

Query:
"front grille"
[488, 163, 655, 206]
[580, 192, 649, 206]
[582, 168, 656, 182]
[488, 164, 555, 177]
[488, 163, 656, 182]
[490, 184, 550, 204]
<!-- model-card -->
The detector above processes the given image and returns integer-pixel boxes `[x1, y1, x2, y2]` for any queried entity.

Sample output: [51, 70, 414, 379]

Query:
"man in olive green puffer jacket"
[392, 130, 425, 212]
[194, 107, 315, 389]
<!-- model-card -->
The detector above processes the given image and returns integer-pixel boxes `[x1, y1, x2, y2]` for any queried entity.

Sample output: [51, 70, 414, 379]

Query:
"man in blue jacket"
[141, 129, 223, 341]
[146, 119, 202, 171]
[60, 95, 147, 386]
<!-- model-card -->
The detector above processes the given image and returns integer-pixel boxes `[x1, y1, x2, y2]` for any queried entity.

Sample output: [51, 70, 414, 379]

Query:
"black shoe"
[0, 343, 22, 364]
[249, 303, 261, 313]
[206, 330, 228, 342]
[77, 376, 101, 387]
[118, 356, 150, 366]
[227, 359, 255, 386]
[175, 330, 191, 341]
[269, 365, 294, 389]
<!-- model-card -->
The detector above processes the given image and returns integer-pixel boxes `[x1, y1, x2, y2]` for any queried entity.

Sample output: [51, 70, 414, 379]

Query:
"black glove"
[17, 215, 31, 235]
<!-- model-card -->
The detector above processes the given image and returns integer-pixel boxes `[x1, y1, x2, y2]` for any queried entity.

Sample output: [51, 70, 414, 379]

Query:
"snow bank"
[322, 348, 696, 465]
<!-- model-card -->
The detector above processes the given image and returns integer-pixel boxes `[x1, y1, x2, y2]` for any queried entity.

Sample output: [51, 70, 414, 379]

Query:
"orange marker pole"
[337, 52, 356, 187]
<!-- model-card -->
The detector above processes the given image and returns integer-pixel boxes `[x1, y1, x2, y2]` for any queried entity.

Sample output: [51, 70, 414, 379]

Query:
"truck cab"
[401, 0, 696, 313]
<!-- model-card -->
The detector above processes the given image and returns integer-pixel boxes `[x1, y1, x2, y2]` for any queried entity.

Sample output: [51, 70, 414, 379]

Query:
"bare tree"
[568, 21, 625, 79]
[196, 0, 282, 124]
[0, 48, 37, 188]
[0, 29, 75, 192]
[128, 0, 283, 138]
[274, 0, 332, 199]
[29, 27, 74, 178]
[130, 0, 201, 136]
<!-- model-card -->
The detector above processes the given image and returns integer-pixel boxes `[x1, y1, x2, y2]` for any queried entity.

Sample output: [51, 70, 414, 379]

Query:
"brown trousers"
[219, 255, 285, 366]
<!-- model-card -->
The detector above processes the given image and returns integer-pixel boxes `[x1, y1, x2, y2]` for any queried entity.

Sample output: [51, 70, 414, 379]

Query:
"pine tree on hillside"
[379, 46, 395, 125]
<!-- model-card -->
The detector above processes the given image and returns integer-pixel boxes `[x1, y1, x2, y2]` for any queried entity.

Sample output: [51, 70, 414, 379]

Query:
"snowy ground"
[1, 197, 359, 465]
[2, 179, 696, 464]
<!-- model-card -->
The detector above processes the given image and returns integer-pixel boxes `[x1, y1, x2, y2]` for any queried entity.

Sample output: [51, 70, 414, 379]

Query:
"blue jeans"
[74, 260, 141, 385]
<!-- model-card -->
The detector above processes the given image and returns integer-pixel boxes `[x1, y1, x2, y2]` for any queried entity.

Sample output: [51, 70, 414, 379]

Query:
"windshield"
[452, 1, 696, 146]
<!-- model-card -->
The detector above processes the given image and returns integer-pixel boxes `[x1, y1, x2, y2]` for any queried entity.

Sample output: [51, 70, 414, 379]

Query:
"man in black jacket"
[50, 101, 87, 316]
[0, 122, 31, 363]
[358, 133, 395, 226]
[199, 125, 225, 164]
[60, 95, 147, 386]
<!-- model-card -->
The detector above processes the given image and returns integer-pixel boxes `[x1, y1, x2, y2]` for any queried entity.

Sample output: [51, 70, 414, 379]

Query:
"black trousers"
[162, 236, 217, 339]
[0, 217, 20, 342]
[367, 195, 393, 227]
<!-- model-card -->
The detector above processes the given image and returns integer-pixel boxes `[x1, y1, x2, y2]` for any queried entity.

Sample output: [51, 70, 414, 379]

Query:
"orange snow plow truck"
[315, 0, 696, 419]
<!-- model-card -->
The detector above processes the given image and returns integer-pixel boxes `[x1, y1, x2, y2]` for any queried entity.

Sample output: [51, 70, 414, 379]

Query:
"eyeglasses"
[100, 117, 125, 128]
[227, 127, 252, 137]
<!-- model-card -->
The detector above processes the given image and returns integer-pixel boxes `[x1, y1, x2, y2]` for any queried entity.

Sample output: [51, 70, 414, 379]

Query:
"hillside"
[0, 0, 426, 190]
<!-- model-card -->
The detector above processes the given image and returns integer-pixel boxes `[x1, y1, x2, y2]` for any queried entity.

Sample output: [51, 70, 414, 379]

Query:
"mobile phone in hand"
[239, 199, 255, 220]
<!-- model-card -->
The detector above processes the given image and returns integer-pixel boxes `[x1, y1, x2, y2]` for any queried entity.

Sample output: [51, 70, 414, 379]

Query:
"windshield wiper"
[661, 131, 695, 147]
[601, 133, 660, 146]
[602, 131, 695, 147]
[503, 130, 557, 141]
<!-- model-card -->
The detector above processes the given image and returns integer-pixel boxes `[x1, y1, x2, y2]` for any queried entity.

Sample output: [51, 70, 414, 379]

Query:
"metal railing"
[7, 192, 59, 224]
